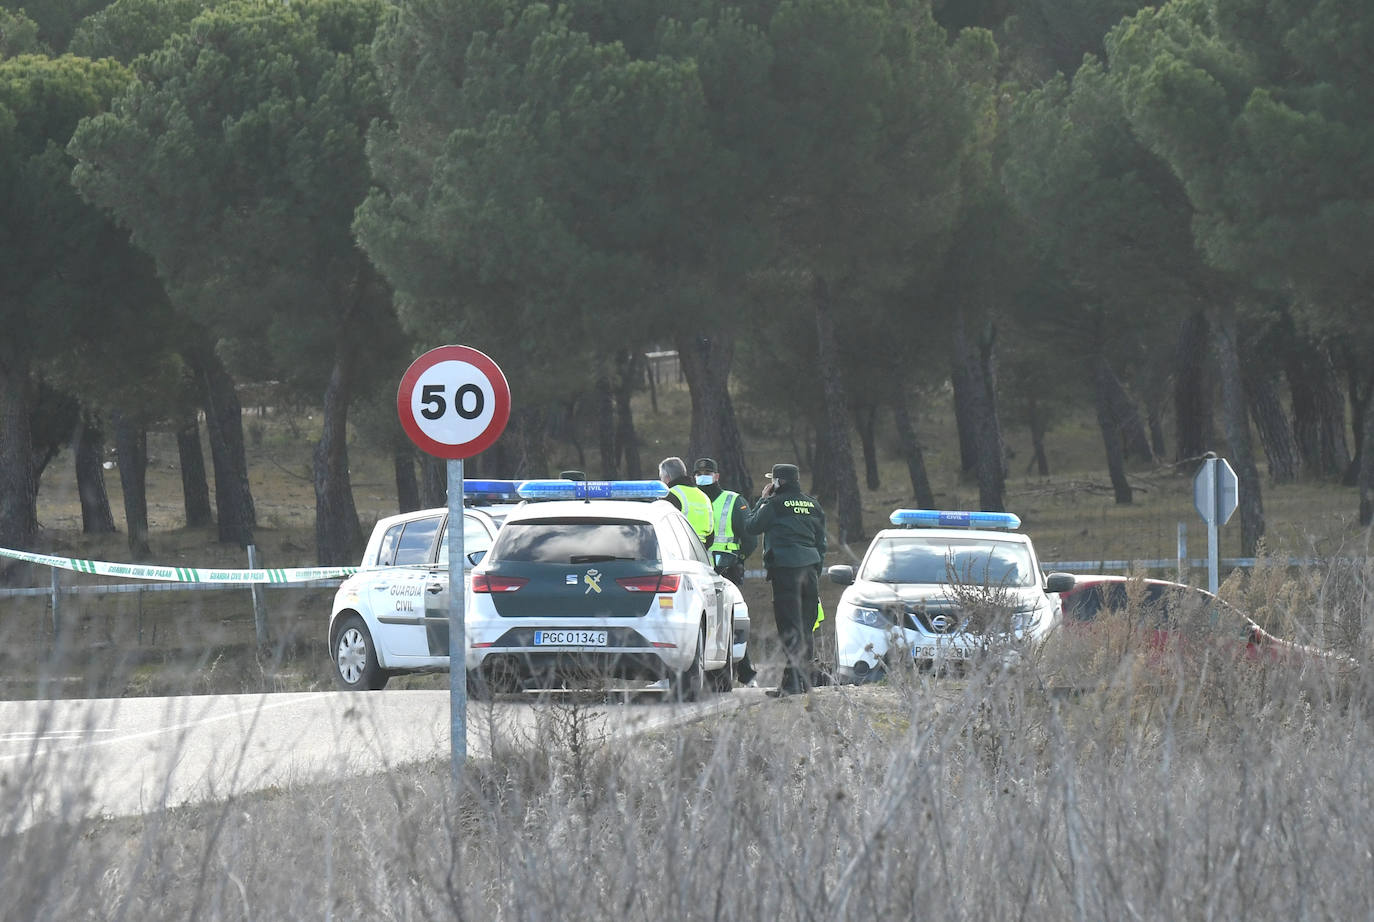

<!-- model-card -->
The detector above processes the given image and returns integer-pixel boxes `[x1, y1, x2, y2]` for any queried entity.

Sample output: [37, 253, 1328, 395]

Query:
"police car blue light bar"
[463, 479, 521, 499]
[890, 509, 1022, 530]
[516, 479, 670, 501]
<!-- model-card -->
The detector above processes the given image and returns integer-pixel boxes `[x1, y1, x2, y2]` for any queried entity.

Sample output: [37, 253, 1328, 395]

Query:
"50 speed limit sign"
[397, 345, 511, 459]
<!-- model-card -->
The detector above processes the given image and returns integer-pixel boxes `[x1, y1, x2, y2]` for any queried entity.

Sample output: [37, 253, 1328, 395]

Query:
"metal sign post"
[397, 345, 511, 793]
[1192, 456, 1239, 594]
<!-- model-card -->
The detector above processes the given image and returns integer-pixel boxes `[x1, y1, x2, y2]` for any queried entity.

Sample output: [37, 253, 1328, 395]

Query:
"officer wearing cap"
[745, 463, 826, 696]
[659, 456, 714, 547]
[694, 457, 759, 685]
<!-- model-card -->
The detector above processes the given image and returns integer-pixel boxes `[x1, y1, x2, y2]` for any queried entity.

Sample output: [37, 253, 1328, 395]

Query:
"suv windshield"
[860, 536, 1035, 588]
[490, 518, 659, 565]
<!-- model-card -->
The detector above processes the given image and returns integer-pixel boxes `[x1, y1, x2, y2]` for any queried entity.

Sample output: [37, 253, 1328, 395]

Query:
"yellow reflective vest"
[708, 490, 741, 555]
[669, 484, 714, 545]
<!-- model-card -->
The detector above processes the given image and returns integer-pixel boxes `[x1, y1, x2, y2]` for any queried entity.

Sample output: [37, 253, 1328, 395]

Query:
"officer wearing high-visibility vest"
[693, 457, 759, 685]
[659, 456, 714, 548]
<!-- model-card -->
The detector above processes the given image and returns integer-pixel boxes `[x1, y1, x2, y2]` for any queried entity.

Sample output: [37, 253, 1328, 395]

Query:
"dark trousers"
[770, 565, 818, 692]
[719, 563, 757, 683]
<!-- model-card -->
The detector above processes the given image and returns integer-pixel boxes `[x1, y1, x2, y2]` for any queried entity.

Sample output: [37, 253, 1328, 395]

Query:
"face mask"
[695, 474, 714, 487]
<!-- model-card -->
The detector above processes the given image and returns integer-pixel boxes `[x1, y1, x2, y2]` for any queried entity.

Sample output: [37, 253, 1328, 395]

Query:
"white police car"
[328, 480, 521, 690]
[467, 479, 743, 700]
[827, 510, 1075, 683]
[329, 479, 747, 699]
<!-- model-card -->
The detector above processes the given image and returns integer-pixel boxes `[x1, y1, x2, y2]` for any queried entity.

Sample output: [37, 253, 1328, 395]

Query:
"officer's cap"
[693, 458, 718, 474]
[770, 463, 800, 484]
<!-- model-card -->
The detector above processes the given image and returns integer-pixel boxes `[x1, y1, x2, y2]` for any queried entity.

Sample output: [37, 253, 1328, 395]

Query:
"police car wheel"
[707, 651, 734, 693]
[332, 615, 388, 691]
[669, 623, 706, 702]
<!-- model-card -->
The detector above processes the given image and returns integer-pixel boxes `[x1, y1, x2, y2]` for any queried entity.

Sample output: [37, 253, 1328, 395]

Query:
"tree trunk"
[856, 402, 880, 490]
[1286, 340, 1349, 480]
[674, 331, 753, 499]
[1094, 356, 1133, 505]
[313, 351, 362, 566]
[952, 308, 1006, 512]
[951, 360, 978, 477]
[189, 344, 255, 546]
[594, 368, 617, 478]
[0, 343, 37, 551]
[111, 411, 150, 559]
[613, 350, 642, 480]
[1243, 356, 1299, 484]
[1101, 362, 1153, 462]
[809, 430, 837, 506]
[892, 393, 936, 507]
[1211, 303, 1265, 555]
[814, 277, 865, 543]
[1343, 348, 1369, 487]
[1026, 392, 1050, 477]
[420, 454, 446, 507]
[175, 414, 213, 528]
[1174, 307, 1215, 464]
[394, 442, 420, 513]
[74, 412, 115, 534]
[1360, 393, 1374, 527]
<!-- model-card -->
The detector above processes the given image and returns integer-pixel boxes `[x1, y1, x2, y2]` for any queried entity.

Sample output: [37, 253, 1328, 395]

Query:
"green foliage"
[0, 6, 41, 56]
[0, 53, 133, 354]
[70, 0, 400, 393]
[68, 0, 209, 63]
[1108, 0, 1374, 336]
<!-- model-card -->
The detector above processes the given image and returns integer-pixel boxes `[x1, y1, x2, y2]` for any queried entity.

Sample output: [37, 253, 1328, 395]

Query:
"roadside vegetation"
[4, 631, 1372, 919]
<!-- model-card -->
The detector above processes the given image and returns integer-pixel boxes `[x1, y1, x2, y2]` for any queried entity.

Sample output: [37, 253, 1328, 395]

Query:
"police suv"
[329, 479, 748, 699]
[827, 510, 1075, 683]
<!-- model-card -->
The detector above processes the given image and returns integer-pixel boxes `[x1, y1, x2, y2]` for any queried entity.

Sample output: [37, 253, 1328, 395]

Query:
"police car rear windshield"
[489, 519, 659, 565]
[860, 536, 1035, 587]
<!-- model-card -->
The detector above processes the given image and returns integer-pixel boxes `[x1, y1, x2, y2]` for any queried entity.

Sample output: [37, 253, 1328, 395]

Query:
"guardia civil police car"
[329, 479, 747, 699]
[328, 480, 520, 690]
[827, 510, 1075, 683]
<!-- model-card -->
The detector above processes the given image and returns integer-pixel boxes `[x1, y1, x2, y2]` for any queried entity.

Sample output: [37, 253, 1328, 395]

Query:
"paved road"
[0, 688, 764, 831]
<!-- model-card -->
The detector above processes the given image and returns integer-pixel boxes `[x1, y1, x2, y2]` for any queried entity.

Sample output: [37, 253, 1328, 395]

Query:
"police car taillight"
[615, 574, 681, 593]
[889, 509, 1023, 529]
[516, 479, 670, 501]
[471, 573, 527, 593]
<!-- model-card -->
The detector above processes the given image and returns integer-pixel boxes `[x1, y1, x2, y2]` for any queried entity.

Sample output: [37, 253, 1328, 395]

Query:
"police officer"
[659, 456, 714, 548]
[745, 463, 826, 696]
[693, 457, 759, 685]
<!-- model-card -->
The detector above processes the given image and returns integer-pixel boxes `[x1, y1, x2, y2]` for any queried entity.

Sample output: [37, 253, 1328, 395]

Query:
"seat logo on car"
[930, 614, 956, 634]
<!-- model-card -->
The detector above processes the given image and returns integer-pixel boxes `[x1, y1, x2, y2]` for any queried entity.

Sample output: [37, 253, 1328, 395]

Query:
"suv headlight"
[1010, 605, 1045, 633]
[841, 602, 895, 628]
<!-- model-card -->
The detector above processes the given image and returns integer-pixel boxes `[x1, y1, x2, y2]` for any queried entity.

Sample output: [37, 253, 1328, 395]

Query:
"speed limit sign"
[397, 345, 511, 459]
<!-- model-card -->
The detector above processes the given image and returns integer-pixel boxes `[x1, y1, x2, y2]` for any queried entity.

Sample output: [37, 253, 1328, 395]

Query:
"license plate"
[533, 630, 608, 646]
[914, 643, 972, 660]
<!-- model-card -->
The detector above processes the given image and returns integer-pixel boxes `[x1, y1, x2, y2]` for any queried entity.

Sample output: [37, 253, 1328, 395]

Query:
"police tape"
[0, 546, 357, 584]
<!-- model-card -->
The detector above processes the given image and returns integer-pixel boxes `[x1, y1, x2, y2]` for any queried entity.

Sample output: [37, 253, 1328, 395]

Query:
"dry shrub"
[5, 563, 1374, 920]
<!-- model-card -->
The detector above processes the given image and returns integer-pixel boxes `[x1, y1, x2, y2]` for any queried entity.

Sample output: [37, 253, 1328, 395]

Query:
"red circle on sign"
[397, 345, 511, 459]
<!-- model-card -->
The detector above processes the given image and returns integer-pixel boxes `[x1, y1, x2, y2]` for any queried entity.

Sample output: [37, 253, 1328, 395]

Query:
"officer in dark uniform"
[744, 463, 826, 696]
[693, 457, 759, 685]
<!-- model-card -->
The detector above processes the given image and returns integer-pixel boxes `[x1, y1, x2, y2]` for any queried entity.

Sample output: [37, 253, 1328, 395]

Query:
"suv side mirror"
[828, 565, 855, 586]
[1044, 572, 1076, 594]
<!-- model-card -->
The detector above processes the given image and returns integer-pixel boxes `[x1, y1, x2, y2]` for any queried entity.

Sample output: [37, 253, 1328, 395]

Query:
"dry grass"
[5, 646, 1374, 919]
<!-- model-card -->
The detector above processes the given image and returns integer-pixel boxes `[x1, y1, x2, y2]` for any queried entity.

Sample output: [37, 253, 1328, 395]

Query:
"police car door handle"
[426, 583, 444, 594]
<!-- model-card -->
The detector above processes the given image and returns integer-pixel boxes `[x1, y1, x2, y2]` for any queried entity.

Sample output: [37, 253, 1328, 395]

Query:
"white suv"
[827, 510, 1075, 683]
